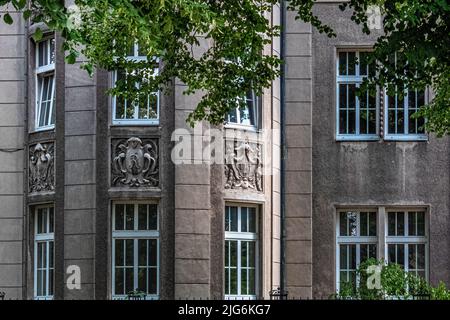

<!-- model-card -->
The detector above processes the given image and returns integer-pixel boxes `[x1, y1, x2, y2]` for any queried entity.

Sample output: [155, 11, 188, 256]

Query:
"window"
[112, 43, 159, 125]
[34, 205, 54, 300]
[336, 50, 378, 140]
[112, 203, 159, 299]
[224, 205, 258, 299]
[386, 211, 428, 279]
[226, 90, 259, 128]
[385, 89, 427, 140]
[336, 210, 377, 290]
[35, 37, 56, 130]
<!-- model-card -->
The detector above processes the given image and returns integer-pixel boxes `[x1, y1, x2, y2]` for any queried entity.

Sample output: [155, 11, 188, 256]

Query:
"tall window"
[227, 90, 259, 127]
[336, 210, 377, 290]
[386, 211, 428, 279]
[112, 43, 159, 125]
[34, 205, 54, 300]
[336, 50, 378, 140]
[112, 203, 159, 299]
[385, 89, 427, 140]
[224, 205, 258, 299]
[35, 37, 56, 130]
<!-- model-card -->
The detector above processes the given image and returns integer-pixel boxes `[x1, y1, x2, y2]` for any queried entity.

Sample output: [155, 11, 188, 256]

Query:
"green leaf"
[65, 52, 77, 64]
[32, 28, 43, 42]
[3, 13, 13, 25]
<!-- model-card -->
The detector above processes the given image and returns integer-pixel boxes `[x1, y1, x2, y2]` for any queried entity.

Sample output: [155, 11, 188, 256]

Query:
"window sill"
[111, 120, 159, 126]
[383, 135, 428, 142]
[225, 295, 257, 300]
[32, 126, 55, 133]
[112, 295, 159, 300]
[336, 135, 380, 142]
[224, 123, 259, 132]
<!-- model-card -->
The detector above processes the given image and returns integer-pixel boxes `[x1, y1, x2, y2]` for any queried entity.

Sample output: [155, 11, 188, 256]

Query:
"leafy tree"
[0, 0, 448, 134]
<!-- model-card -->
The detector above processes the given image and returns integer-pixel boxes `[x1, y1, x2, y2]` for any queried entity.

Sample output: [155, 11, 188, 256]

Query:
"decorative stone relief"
[29, 142, 55, 193]
[111, 137, 159, 188]
[224, 138, 263, 192]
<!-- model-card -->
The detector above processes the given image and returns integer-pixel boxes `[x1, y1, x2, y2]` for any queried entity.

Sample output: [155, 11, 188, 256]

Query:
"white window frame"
[385, 210, 429, 280]
[111, 202, 160, 300]
[224, 204, 259, 300]
[336, 50, 380, 141]
[336, 210, 378, 292]
[384, 89, 428, 141]
[35, 37, 56, 131]
[225, 90, 260, 131]
[34, 205, 54, 300]
[112, 43, 160, 125]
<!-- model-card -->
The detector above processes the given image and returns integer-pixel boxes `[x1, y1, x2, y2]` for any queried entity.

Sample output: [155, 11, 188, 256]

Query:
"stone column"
[62, 43, 97, 300]
[283, 8, 313, 299]
[173, 83, 212, 299]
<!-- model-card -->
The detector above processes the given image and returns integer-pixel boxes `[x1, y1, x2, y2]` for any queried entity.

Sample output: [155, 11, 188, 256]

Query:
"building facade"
[0, 1, 449, 300]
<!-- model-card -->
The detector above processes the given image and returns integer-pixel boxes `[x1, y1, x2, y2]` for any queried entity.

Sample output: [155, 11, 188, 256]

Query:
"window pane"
[138, 239, 147, 266]
[408, 244, 417, 270]
[225, 241, 229, 267]
[49, 268, 54, 296]
[248, 241, 255, 268]
[49, 207, 54, 233]
[417, 212, 425, 236]
[369, 212, 377, 236]
[347, 52, 356, 75]
[360, 212, 368, 236]
[349, 245, 356, 269]
[115, 204, 125, 230]
[339, 212, 347, 236]
[348, 85, 356, 134]
[241, 269, 248, 295]
[115, 239, 124, 266]
[359, 52, 368, 76]
[340, 245, 348, 269]
[49, 241, 54, 269]
[38, 41, 45, 67]
[115, 268, 124, 295]
[148, 204, 158, 230]
[149, 268, 157, 295]
[339, 52, 347, 75]
[241, 241, 248, 267]
[408, 212, 416, 236]
[148, 93, 158, 119]
[241, 207, 248, 232]
[388, 213, 396, 236]
[228, 108, 238, 123]
[230, 268, 238, 295]
[230, 241, 238, 267]
[137, 267, 147, 293]
[230, 207, 238, 232]
[248, 269, 256, 295]
[125, 204, 134, 230]
[417, 244, 425, 270]
[348, 212, 357, 236]
[125, 267, 134, 294]
[149, 239, 157, 267]
[125, 239, 134, 266]
[248, 207, 256, 233]
[397, 212, 405, 236]
[138, 204, 148, 230]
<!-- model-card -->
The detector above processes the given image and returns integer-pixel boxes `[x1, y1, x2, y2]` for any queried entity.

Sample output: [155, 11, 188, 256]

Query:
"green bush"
[333, 259, 450, 300]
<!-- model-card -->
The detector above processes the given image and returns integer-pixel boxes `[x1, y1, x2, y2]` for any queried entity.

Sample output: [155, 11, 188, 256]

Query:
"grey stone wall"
[0, 6, 25, 299]
[311, 3, 450, 297]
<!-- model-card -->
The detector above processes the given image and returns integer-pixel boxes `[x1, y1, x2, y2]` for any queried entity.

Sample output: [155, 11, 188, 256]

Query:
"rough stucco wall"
[0, 6, 25, 299]
[312, 3, 450, 297]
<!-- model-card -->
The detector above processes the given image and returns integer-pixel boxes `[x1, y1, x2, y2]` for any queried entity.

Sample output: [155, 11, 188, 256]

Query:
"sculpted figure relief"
[224, 138, 263, 192]
[112, 137, 159, 188]
[29, 143, 55, 193]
